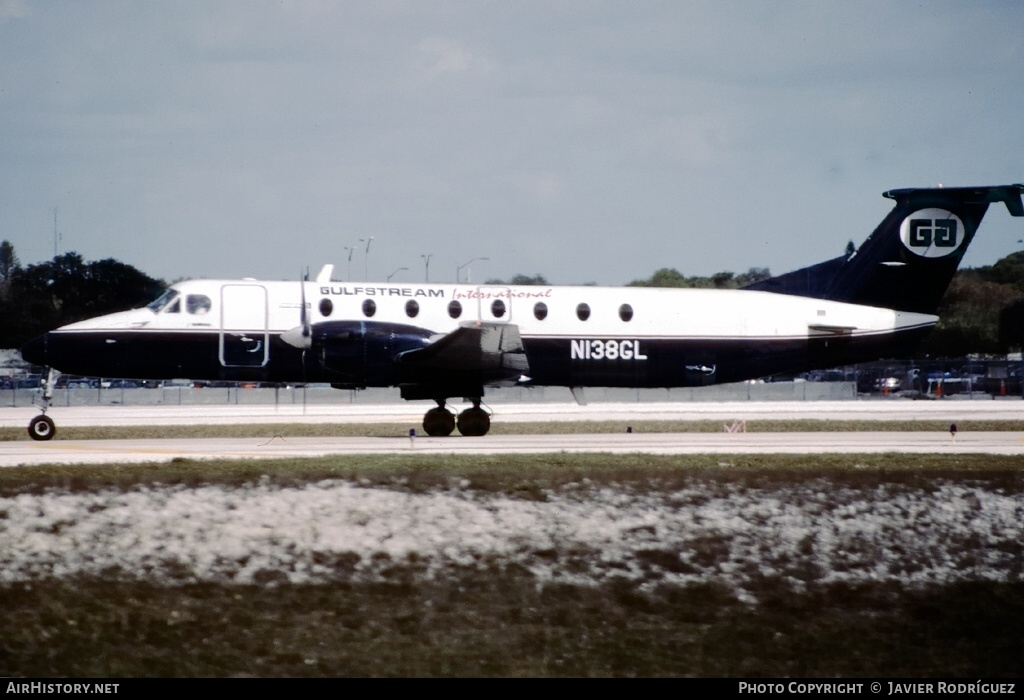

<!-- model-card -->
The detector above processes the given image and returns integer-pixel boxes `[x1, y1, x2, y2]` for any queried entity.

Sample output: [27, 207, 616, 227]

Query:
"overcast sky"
[2, 1, 1022, 287]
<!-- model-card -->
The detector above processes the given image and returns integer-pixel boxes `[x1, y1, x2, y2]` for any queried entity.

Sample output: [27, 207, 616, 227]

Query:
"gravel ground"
[3, 479, 1021, 602]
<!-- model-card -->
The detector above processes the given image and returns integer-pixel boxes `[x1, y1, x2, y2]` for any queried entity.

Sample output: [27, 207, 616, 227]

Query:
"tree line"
[3, 239, 1023, 357]
[0, 242, 165, 350]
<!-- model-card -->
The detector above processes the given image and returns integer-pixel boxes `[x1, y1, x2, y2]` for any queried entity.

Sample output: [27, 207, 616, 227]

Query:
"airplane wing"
[394, 321, 530, 400]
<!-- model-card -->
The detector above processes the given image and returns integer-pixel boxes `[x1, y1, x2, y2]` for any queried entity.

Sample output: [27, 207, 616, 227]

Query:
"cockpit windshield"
[146, 289, 180, 313]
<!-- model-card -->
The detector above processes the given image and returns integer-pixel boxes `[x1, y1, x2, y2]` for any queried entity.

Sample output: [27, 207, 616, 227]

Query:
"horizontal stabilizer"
[884, 184, 1024, 216]
[808, 324, 856, 336]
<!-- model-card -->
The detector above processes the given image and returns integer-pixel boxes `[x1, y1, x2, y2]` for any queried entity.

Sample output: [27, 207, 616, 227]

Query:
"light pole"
[421, 254, 432, 282]
[344, 246, 355, 281]
[456, 257, 489, 284]
[387, 266, 408, 282]
[359, 237, 375, 281]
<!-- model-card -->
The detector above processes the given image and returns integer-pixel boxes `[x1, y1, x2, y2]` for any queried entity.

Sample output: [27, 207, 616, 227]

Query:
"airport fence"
[4, 381, 863, 409]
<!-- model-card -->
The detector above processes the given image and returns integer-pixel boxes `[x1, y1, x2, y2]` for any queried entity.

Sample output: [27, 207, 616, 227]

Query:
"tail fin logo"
[899, 208, 964, 258]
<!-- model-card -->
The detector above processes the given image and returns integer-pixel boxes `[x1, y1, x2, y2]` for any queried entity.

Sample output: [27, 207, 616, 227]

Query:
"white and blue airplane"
[20, 183, 1024, 440]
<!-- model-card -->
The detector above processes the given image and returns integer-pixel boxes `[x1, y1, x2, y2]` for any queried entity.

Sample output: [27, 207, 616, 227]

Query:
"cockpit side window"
[187, 294, 211, 315]
[147, 289, 179, 313]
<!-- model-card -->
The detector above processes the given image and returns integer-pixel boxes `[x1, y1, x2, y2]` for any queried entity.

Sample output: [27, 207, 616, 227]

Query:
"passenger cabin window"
[533, 302, 548, 320]
[187, 295, 211, 315]
[576, 303, 591, 321]
[362, 299, 376, 318]
[319, 298, 333, 317]
[619, 304, 634, 322]
[405, 300, 419, 318]
[448, 300, 462, 319]
[491, 300, 506, 318]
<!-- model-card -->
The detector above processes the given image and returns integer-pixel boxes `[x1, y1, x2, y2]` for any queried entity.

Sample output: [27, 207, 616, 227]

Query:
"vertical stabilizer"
[746, 184, 1024, 313]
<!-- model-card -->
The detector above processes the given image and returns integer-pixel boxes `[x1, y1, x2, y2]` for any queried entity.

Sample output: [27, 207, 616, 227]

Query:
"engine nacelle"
[311, 320, 433, 388]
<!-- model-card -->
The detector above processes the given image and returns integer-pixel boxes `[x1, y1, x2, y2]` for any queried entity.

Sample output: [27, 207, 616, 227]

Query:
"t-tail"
[745, 184, 1024, 313]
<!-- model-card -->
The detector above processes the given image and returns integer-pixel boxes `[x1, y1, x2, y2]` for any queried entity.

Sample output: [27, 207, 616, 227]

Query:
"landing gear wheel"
[457, 407, 491, 437]
[28, 414, 56, 441]
[423, 407, 456, 437]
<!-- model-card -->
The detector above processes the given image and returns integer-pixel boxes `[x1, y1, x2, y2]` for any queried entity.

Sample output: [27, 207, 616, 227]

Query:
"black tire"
[423, 407, 456, 437]
[28, 415, 56, 441]
[457, 408, 491, 437]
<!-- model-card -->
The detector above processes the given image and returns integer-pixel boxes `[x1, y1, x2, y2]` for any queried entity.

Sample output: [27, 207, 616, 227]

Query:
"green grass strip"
[2, 452, 1022, 497]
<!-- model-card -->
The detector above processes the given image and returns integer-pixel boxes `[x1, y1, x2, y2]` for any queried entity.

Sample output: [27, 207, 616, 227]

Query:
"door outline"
[219, 284, 269, 368]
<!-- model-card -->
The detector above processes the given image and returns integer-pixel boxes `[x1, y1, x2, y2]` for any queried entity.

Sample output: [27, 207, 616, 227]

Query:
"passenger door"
[219, 284, 269, 367]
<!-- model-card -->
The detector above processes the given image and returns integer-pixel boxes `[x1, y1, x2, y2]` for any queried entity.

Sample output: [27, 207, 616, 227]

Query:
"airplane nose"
[20, 333, 48, 366]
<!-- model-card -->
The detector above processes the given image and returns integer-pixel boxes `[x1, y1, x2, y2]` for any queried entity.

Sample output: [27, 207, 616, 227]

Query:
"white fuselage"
[60, 278, 935, 344]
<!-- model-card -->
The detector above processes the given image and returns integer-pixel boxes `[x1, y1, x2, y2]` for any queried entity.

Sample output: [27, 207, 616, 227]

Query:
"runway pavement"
[1, 431, 1023, 467]
[2, 400, 1024, 466]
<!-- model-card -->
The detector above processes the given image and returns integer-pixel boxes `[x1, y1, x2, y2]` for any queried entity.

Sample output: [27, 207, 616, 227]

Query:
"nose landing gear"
[27, 367, 60, 441]
[28, 414, 56, 441]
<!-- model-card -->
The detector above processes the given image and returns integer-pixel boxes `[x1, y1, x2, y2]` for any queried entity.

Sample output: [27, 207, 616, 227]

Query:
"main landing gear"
[421, 399, 491, 437]
[457, 402, 491, 437]
[27, 367, 59, 441]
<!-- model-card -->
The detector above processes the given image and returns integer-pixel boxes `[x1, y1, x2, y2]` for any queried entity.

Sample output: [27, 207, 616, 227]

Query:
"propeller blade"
[300, 268, 310, 338]
[280, 325, 311, 349]
[282, 269, 313, 349]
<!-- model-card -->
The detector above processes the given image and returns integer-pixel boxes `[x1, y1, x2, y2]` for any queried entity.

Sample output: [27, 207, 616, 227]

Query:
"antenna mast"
[53, 207, 61, 258]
